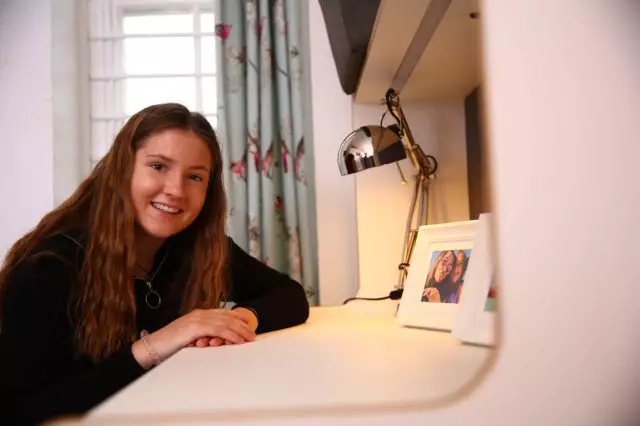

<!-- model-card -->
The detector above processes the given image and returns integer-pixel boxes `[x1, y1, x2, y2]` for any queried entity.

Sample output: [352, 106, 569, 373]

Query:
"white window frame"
[82, 0, 217, 170]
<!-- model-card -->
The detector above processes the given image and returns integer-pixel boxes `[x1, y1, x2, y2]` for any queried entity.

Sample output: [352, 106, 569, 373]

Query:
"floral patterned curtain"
[215, 0, 316, 304]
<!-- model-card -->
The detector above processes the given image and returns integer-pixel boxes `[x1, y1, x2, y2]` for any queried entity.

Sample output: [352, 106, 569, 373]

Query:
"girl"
[0, 103, 309, 425]
[421, 250, 456, 303]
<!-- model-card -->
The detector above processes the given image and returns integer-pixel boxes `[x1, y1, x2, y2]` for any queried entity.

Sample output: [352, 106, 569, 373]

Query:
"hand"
[189, 307, 259, 348]
[232, 307, 259, 332]
[423, 287, 441, 303]
[132, 308, 256, 369]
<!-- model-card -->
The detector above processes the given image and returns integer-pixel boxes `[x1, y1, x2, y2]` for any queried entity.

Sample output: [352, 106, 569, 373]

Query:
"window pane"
[201, 36, 216, 73]
[202, 77, 217, 114]
[124, 37, 195, 75]
[123, 13, 193, 34]
[125, 77, 196, 114]
[200, 13, 215, 32]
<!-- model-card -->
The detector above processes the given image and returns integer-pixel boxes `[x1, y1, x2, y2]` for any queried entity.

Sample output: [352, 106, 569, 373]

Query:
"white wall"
[52, 0, 84, 206]
[307, 0, 359, 306]
[0, 0, 55, 259]
[353, 100, 469, 297]
[0, 0, 81, 261]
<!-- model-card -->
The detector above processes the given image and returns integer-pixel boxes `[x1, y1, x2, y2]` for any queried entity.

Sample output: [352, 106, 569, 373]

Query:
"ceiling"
[355, 0, 482, 103]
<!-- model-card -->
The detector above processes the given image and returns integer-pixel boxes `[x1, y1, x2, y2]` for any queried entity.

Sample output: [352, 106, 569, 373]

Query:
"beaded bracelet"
[140, 329, 161, 367]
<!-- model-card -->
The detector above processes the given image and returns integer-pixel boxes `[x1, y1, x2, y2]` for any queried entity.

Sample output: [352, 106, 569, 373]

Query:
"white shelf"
[356, 0, 481, 102]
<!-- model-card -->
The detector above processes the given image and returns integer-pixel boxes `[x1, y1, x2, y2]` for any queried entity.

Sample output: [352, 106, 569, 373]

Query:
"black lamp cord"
[342, 289, 404, 305]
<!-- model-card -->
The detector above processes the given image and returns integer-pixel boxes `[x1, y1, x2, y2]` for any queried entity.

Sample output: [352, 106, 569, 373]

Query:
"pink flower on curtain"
[215, 23, 231, 40]
[230, 152, 247, 181]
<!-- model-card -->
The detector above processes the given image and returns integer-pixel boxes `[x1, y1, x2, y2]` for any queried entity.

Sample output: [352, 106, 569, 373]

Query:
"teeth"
[153, 202, 179, 214]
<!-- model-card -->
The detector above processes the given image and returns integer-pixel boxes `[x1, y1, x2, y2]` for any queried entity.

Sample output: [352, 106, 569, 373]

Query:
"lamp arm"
[385, 90, 437, 290]
[397, 174, 433, 290]
[385, 89, 437, 178]
[397, 174, 421, 289]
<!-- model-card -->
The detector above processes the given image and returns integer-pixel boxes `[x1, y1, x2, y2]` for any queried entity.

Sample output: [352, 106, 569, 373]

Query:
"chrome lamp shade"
[337, 125, 407, 176]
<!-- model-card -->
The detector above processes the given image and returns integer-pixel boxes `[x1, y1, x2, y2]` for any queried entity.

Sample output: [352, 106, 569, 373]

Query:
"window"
[87, 0, 217, 167]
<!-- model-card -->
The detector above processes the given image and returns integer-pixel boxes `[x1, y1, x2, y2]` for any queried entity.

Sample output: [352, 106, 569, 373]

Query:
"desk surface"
[91, 302, 492, 419]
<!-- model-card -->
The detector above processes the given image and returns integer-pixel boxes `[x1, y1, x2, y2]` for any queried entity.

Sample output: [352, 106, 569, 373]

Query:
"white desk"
[90, 302, 493, 421]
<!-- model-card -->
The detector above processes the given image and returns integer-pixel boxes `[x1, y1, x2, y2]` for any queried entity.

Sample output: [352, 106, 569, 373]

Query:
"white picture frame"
[452, 213, 496, 346]
[396, 219, 479, 331]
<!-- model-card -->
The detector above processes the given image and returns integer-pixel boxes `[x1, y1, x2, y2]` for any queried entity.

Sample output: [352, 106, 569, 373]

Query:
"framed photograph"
[396, 219, 479, 331]
[452, 213, 496, 346]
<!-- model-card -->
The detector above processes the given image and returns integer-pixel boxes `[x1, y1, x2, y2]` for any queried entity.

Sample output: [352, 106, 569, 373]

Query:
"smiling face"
[433, 251, 455, 283]
[130, 128, 212, 241]
[451, 251, 467, 284]
[451, 264, 463, 284]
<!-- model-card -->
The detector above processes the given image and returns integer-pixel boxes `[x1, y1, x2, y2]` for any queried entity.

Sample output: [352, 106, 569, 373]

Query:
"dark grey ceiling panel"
[318, 0, 381, 95]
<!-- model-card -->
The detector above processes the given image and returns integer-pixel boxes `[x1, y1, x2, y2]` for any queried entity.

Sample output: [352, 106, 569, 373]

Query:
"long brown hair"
[0, 103, 228, 360]
[425, 250, 457, 285]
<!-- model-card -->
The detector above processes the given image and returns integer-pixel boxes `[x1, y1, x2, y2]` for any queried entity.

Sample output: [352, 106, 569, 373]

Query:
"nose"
[163, 171, 186, 199]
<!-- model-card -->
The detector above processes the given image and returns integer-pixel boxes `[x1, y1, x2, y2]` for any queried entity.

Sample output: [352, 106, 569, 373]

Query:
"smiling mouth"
[151, 202, 182, 214]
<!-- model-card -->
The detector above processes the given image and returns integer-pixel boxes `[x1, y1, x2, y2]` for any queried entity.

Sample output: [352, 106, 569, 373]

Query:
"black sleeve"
[228, 238, 310, 334]
[0, 257, 146, 425]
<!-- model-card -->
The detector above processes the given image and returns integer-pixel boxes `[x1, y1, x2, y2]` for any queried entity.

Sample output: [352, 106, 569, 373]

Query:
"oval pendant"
[145, 289, 162, 309]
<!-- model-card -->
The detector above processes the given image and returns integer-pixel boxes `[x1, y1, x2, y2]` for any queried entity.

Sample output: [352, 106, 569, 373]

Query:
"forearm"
[132, 338, 157, 370]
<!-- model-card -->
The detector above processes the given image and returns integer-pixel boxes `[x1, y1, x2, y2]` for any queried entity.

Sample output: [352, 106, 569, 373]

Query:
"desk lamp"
[337, 88, 438, 291]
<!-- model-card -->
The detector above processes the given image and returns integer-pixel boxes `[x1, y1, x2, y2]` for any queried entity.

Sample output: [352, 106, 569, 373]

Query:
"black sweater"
[0, 233, 309, 425]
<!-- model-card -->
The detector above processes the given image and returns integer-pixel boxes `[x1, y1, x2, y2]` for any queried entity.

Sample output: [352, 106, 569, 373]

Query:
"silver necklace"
[134, 248, 170, 310]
